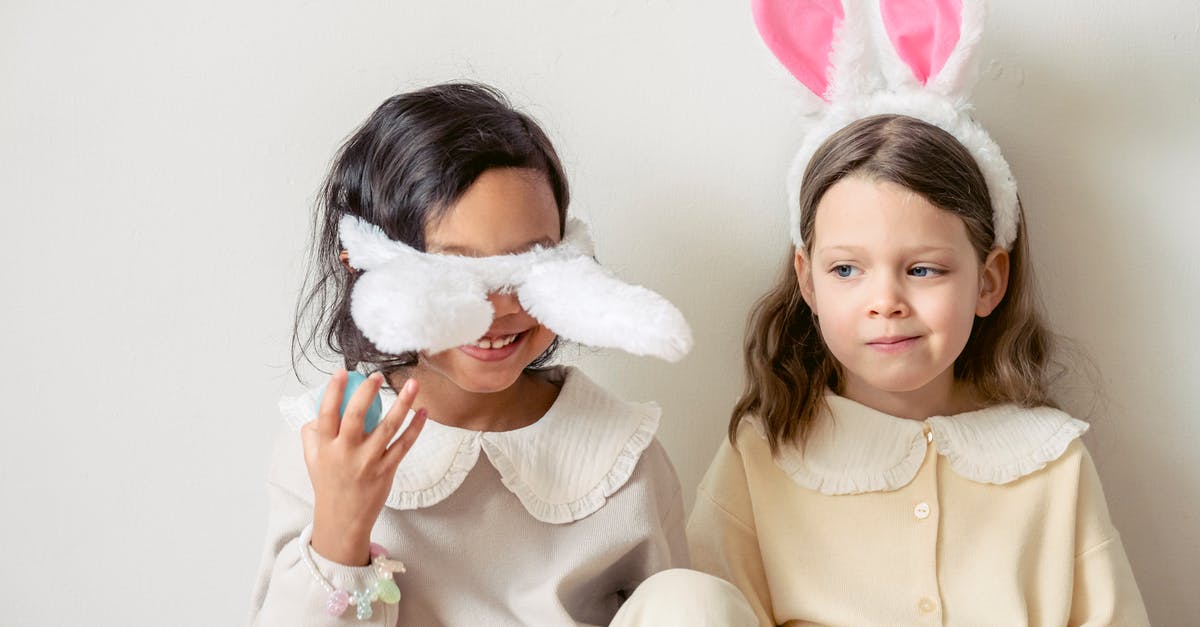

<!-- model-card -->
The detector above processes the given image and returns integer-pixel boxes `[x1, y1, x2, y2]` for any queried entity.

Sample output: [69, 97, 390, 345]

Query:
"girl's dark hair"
[734, 114, 1056, 453]
[292, 82, 570, 379]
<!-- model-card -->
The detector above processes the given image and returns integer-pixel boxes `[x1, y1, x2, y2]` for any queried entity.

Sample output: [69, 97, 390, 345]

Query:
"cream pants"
[609, 569, 757, 626]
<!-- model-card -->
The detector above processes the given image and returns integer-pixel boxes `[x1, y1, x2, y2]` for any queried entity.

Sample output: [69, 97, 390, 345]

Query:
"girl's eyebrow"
[815, 244, 865, 255]
[428, 236, 558, 256]
[816, 244, 958, 255]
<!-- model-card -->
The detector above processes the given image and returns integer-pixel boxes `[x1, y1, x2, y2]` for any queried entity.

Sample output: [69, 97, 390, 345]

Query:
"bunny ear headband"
[339, 215, 693, 362]
[752, 0, 1019, 250]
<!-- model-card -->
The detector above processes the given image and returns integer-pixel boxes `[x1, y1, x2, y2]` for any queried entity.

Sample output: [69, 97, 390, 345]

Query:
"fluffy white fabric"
[337, 215, 693, 360]
[351, 257, 494, 355]
[774, 0, 1020, 251]
[520, 257, 693, 362]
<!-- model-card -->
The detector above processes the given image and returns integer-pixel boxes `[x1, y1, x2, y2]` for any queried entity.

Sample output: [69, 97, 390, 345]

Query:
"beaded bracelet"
[297, 525, 407, 620]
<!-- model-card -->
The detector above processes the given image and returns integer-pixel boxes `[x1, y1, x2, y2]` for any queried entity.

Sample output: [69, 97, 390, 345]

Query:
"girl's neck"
[390, 367, 561, 432]
[841, 370, 981, 421]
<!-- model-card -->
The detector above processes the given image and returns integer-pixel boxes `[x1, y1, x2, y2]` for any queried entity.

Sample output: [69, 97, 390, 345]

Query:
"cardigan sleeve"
[687, 436, 776, 627]
[249, 429, 397, 626]
[1068, 444, 1150, 627]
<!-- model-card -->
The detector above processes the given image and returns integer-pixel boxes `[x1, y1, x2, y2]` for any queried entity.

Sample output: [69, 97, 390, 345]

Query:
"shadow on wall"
[977, 26, 1199, 625]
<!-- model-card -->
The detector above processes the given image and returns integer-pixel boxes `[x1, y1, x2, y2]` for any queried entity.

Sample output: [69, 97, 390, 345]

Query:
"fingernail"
[402, 379, 416, 395]
[415, 408, 427, 420]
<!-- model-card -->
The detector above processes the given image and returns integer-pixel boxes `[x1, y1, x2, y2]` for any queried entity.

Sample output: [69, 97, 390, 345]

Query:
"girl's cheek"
[528, 326, 557, 357]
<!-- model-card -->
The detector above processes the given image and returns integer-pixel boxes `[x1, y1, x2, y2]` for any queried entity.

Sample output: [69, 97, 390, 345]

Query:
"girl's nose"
[867, 280, 909, 318]
[487, 290, 523, 317]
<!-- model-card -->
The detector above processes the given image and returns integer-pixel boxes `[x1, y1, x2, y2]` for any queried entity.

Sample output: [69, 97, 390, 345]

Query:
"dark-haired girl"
[250, 83, 690, 626]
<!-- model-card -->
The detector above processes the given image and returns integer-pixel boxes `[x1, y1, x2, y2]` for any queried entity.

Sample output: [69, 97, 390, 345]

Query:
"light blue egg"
[320, 371, 384, 433]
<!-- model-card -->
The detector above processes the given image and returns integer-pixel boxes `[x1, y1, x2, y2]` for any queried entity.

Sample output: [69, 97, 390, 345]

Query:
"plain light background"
[2, 0, 1197, 624]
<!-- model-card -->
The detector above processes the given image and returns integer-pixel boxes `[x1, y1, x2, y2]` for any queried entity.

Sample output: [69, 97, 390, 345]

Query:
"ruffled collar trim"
[279, 366, 660, 524]
[747, 394, 1088, 495]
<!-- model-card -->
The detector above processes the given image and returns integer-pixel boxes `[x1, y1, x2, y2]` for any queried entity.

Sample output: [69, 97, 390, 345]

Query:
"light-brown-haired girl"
[687, 2, 1150, 622]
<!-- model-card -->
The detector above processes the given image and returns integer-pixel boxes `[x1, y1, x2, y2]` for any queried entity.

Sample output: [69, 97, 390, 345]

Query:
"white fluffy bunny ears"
[339, 215, 693, 362]
[752, 0, 1019, 250]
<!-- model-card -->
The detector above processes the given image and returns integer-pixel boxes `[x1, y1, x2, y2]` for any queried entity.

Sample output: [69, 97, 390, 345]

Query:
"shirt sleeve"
[660, 480, 691, 569]
[248, 429, 398, 627]
[1068, 444, 1150, 627]
[687, 436, 776, 627]
[623, 438, 693, 594]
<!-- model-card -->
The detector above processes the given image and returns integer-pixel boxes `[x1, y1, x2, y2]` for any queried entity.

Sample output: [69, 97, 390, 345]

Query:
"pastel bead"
[352, 588, 375, 620]
[380, 559, 407, 577]
[325, 589, 350, 616]
[369, 542, 389, 559]
[376, 578, 402, 604]
[320, 371, 384, 433]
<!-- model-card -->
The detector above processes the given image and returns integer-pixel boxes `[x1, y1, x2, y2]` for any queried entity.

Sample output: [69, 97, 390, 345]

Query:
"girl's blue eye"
[910, 266, 941, 278]
[833, 265, 857, 278]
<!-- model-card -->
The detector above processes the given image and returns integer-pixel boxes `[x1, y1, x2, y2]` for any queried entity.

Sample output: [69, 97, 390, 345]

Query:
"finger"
[300, 423, 322, 466]
[339, 372, 384, 442]
[382, 407, 428, 468]
[367, 378, 419, 452]
[316, 370, 348, 438]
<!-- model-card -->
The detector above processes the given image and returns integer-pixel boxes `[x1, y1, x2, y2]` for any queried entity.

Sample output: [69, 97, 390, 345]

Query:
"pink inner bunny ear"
[752, 0, 845, 100]
[880, 0, 962, 84]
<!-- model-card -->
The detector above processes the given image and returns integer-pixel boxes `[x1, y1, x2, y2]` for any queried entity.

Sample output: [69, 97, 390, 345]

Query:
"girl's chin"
[447, 368, 527, 395]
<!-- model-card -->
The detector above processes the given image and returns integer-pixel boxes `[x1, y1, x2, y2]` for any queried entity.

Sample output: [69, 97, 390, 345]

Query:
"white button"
[917, 597, 938, 613]
[914, 502, 931, 519]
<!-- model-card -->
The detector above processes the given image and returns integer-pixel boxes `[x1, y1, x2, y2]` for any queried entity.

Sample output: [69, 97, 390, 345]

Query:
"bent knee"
[612, 569, 757, 626]
[637, 568, 741, 597]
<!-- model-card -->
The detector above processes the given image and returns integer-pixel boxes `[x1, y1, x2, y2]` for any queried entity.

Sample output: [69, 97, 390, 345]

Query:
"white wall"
[2, 1, 1195, 624]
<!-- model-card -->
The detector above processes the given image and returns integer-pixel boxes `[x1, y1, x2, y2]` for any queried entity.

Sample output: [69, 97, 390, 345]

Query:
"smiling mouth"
[468, 330, 526, 350]
[869, 336, 919, 345]
[866, 336, 921, 352]
[457, 329, 530, 362]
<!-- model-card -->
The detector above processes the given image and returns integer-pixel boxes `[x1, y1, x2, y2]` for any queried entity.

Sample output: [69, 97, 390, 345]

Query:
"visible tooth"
[473, 334, 519, 350]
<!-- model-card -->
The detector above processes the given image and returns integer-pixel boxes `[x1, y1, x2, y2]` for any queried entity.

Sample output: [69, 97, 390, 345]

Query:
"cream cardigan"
[687, 395, 1149, 626]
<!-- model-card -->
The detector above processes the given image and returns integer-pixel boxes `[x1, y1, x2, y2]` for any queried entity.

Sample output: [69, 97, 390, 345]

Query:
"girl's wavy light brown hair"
[733, 114, 1056, 453]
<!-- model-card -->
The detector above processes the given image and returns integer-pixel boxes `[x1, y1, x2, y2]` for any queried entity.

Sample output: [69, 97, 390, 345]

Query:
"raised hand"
[301, 370, 427, 565]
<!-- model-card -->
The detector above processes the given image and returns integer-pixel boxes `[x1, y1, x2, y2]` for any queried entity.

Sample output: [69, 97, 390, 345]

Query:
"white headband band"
[339, 215, 693, 362]
[753, 0, 1019, 250]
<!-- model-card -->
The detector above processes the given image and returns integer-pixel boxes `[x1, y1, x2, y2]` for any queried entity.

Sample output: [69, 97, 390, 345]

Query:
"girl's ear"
[794, 249, 818, 312]
[976, 247, 1010, 317]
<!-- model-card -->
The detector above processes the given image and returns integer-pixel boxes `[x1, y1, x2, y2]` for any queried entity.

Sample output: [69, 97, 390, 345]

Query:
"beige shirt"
[687, 395, 1149, 626]
[251, 367, 688, 626]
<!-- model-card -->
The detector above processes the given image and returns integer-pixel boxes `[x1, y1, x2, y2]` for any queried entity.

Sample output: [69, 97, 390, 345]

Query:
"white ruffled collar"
[279, 366, 660, 524]
[748, 394, 1089, 495]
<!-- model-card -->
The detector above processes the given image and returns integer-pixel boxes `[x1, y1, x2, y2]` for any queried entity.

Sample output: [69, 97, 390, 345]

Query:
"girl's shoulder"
[274, 366, 675, 524]
[731, 398, 1089, 496]
[925, 402, 1090, 484]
